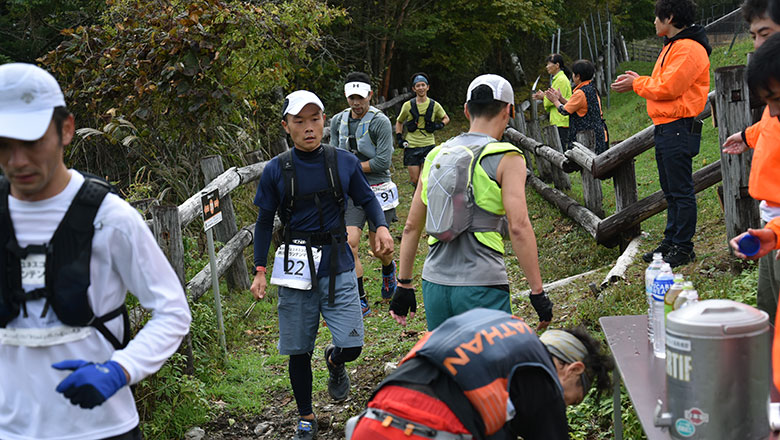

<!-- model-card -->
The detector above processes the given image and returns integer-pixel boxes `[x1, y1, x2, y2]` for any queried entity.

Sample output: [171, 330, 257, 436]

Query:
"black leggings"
[103, 426, 142, 440]
[289, 346, 362, 416]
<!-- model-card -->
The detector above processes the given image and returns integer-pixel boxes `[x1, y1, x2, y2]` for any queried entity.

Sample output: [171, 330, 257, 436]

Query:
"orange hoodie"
[633, 34, 711, 125]
[743, 107, 780, 248]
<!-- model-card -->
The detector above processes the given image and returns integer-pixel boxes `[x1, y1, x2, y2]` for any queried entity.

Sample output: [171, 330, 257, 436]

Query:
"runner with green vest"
[391, 74, 554, 332]
[532, 54, 573, 150]
[395, 72, 450, 187]
[330, 72, 398, 315]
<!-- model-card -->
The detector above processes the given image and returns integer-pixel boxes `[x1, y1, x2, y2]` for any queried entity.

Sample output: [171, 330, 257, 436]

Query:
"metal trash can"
[655, 299, 770, 439]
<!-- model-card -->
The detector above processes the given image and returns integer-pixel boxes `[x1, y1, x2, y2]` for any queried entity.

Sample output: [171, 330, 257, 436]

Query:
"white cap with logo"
[344, 81, 371, 98]
[466, 74, 515, 106]
[0, 63, 66, 141]
[282, 90, 325, 118]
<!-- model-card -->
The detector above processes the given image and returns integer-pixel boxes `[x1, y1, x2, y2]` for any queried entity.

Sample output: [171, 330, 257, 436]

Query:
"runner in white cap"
[250, 89, 393, 439]
[0, 63, 191, 439]
[329, 72, 398, 315]
[392, 74, 552, 332]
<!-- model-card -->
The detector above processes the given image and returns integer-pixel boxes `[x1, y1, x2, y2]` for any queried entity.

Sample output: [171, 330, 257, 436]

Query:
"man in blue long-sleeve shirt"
[250, 90, 393, 440]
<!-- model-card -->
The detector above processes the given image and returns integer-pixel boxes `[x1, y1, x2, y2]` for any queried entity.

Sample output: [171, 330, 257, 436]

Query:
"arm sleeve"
[396, 101, 411, 124]
[347, 160, 387, 229]
[632, 44, 708, 101]
[506, 367, 570, 440]
[367, 115, 394, 173]
[744, 109, 768, 149]
[109, 208, 191, 384]
[766, 217, 780, 250]
[561, 90, 587, 116]
[329, 113, 341, 145]
[253, 207, 276, 267]
[434, 102, 448, 120]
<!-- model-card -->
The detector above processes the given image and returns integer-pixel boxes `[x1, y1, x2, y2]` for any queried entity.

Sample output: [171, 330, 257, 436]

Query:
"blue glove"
[53, 360, 127, 409]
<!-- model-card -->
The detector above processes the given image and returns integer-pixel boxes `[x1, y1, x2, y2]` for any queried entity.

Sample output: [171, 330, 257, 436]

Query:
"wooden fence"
[508, 64, 759, 251]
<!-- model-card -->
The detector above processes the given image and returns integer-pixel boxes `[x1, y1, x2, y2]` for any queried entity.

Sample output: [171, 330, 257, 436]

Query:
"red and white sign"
[684, 407, 709, 426]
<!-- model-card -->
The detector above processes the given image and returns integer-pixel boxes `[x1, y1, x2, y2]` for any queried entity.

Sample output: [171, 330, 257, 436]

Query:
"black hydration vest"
[278, 146, 347, 305]
[569, 83, 609, 155]
[0, 176, 130, 350]
[405, 98, 437, 134]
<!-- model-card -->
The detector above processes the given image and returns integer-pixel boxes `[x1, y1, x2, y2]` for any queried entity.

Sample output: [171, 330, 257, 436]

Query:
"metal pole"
[590, 14, 600, 60]
[607, 20, 612, 108]
[557, 28, 561, 53]
[584, 21, 594, 61]
[551, 33, 555, 54]
[207, 228, 228, 360]
[597, 10, 605, 47]
[579, 26, 582, 59]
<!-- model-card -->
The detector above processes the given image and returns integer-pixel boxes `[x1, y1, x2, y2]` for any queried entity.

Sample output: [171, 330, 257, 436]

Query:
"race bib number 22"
[270, 244, 321, 290]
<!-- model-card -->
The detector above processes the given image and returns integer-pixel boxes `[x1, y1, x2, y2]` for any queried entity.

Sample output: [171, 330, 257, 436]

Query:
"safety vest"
[569, 83, 608, 154]
[0, 176, 130, 350]
[278, 145, 347, 305]
[336, 107, 381, 161]
[421, 141, 522, 254]
[400, 308, 560, 436]
[406, 97, 437, 133]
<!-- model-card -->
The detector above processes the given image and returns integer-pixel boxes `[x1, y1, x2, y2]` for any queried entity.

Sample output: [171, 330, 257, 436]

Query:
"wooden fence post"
[576, 130, 605, 218]
[612, 157, 640, 251]
[530, 98, 553, 182]
[201, 155, 251, 291]
[714, 65, 760, 242]
[151, 205, 193, 374]
[542, 125, 571, 191]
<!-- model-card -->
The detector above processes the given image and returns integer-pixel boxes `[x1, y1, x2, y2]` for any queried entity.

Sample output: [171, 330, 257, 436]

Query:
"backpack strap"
[423, 98, 436, 133]
[0, 177, 21, 326]
[322, 146, 347, 306]
[406, 99, 420, 133]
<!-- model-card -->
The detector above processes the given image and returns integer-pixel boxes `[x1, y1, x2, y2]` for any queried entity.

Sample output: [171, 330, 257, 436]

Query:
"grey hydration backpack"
[425, 141, 506, 242]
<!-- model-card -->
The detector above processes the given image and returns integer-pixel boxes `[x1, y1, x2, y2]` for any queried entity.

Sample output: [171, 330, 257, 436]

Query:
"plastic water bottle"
[674, 287, 699, 310]
[645, 253, 664, 342]
[664, 274, 685, 318]
[652, 263, 674, 358]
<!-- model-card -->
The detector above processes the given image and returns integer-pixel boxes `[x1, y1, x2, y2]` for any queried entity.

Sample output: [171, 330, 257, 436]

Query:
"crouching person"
[346, 308, 613, 440]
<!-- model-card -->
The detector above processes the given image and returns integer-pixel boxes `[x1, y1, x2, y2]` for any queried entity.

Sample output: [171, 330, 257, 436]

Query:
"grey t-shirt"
[422, 132, 510, 287]
[330, 109, 394, 185]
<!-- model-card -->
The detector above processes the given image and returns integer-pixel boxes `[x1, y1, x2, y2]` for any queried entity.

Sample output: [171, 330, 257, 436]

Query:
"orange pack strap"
[362, 408, 473, 440]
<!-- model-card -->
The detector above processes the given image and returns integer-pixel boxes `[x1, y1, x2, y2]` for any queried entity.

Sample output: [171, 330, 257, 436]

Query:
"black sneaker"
[324, 344, 350, 401]
[293, 418, 318, 439]
[664, 246, 696, 268]
[642, 242, 673, 263]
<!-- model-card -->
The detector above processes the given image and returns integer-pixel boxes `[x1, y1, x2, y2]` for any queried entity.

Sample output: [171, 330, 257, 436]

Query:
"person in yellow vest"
[395, 72, 450, 187]
[533, 54, 573, 150]
[391, 74, 552, 332]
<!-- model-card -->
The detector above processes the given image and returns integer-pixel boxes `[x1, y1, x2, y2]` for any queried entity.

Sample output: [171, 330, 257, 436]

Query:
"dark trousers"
[556, 126, 571, 151]
[653, 118, 701, 252]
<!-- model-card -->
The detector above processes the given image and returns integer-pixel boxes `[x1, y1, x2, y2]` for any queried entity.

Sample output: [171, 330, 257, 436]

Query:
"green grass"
[137, 36, 763, 440]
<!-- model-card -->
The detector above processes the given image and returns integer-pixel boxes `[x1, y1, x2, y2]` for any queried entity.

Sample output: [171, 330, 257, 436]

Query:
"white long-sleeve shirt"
[0, 170, 191, 440]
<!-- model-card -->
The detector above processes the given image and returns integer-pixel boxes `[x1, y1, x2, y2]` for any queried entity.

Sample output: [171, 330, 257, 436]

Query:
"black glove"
[390, 286, 417, 316]
[396, 133, 408, 148]
[530, 291, 553, 322]
[433, 122, 445, 131]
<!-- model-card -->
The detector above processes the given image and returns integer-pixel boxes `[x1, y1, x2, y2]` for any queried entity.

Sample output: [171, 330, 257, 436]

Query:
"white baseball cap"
[344, 81, 371, 98]
[466, 74, 515, 106]
[282, 90, 325, 118]
[0, 63, 66, 141]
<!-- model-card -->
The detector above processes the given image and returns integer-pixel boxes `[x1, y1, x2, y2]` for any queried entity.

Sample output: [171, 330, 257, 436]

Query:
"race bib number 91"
[270, 244, 321, 290]
[372, 181, 399, 211]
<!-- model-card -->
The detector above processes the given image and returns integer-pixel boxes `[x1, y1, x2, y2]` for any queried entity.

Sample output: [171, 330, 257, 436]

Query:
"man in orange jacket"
[722, 0, 780, 322]
[722, 32, 780, 396]
[612, 0, 711, 268]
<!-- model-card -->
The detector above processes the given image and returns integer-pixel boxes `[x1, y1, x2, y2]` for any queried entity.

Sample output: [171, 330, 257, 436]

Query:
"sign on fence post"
[202, 189, 228, 360]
